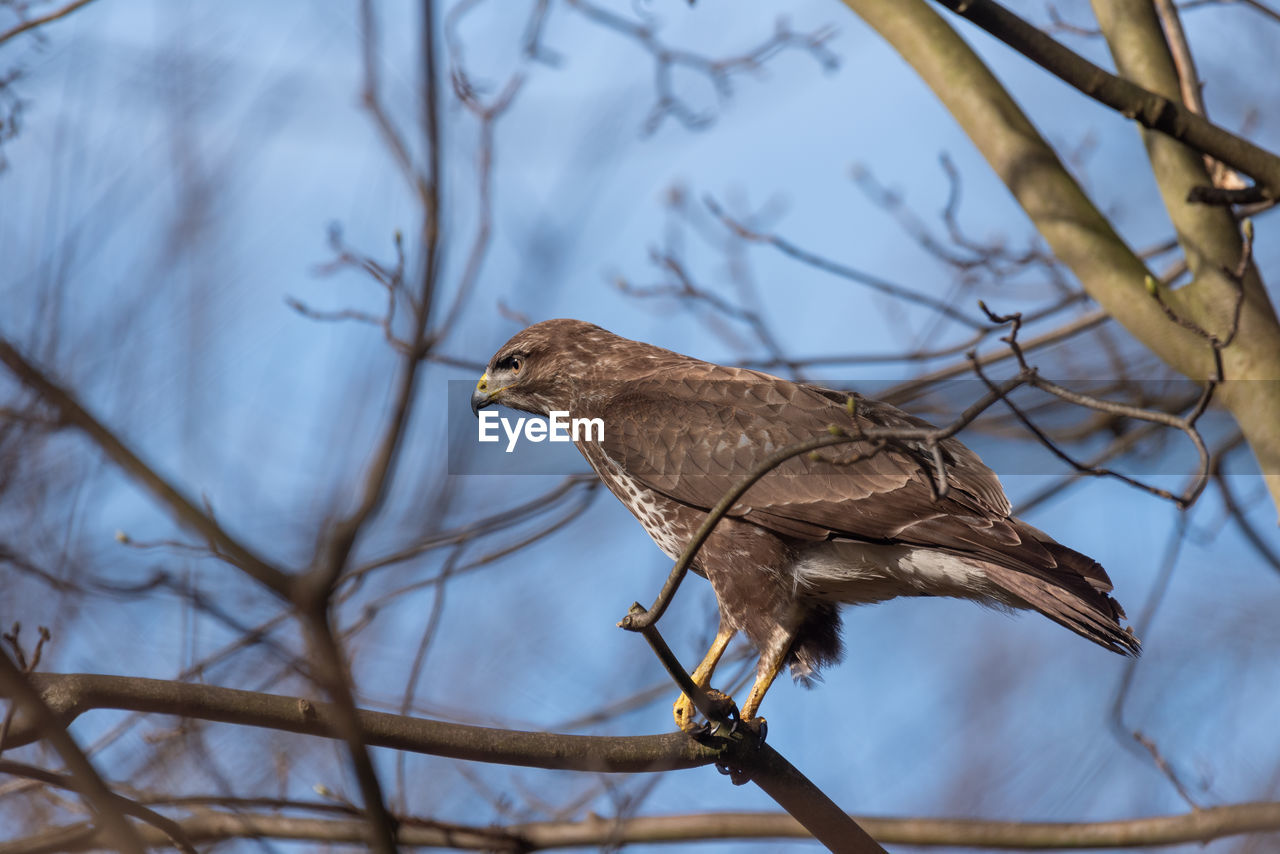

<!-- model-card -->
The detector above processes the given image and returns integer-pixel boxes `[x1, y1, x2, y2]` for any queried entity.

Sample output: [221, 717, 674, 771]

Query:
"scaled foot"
[713, 714, 768, 786]
[673, 692, 699, 732]
[672, 689, 738, 734]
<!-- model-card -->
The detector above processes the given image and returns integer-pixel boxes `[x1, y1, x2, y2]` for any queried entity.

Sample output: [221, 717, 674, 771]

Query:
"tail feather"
[983, 560, 1140, 656]
[959, 519, 1139, 656]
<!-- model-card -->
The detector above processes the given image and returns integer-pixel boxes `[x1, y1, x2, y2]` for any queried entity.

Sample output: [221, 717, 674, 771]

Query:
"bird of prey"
[471, 319, 1138, 729]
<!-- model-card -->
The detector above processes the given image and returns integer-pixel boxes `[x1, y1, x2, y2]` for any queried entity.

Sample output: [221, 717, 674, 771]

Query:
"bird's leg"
[738, 643, 788, 722]
[672, 621, 735, 731]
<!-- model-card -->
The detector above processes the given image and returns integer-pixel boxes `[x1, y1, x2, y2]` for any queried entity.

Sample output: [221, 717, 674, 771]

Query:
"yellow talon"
[673, 694, 700, 731]
[671, 622, 735, 732]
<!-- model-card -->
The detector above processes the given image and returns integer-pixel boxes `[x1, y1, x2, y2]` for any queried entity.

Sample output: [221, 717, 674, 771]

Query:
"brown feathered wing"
[590, 366, 1138, 655]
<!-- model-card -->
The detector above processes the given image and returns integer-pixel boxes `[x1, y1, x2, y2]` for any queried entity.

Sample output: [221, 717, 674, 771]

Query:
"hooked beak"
[471, 373, 495, 416]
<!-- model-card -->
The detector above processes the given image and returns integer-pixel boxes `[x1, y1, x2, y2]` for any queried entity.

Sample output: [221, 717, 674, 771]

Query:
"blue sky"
[2, 1, 1279, 851]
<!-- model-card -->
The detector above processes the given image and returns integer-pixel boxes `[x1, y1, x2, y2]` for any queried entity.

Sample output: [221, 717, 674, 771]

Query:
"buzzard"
[472, 319, 1138, 728]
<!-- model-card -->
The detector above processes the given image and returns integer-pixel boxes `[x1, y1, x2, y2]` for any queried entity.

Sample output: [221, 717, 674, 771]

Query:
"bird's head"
[471, 319, 611, 417]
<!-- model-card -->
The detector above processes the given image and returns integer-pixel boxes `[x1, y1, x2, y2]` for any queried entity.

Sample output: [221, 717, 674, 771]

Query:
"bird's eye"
[499, 355, 523, 374]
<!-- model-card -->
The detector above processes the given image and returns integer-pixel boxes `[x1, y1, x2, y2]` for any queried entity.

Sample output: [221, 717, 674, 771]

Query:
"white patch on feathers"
[791, 539, 1020, 608]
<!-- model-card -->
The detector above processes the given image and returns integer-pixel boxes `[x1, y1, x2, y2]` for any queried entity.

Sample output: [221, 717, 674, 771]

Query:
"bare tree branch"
[0, 655, 146, 854]
[841, 0, 1280, 515]
[16, 799, 1280, 851]
[0, 760, 195, 854]
[302, 0, 449, 603]
[562, 3, 839, 132]
[1179, 0, 1280, 27]
[0, 338, 291, 597]
[0, 0, 99, 48]
[928, 0, 1280, 191]
[706, 195, 988, 329]
[5, 673, 719, 771]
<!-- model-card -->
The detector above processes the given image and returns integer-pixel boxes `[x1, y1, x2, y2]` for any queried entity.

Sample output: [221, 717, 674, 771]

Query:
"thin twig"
[0, 0, 100, 48]
[563, 3, 838, 133]
[972, 304, 1215, 508]
[1179, 0, 1280, 27]
[706, 196, 986, 329]
[1211, 438, 1280, 575]
[434, 71, 524, 338]
[1133, 730, 1202, 809]
[0, 760, 197, 853]
[0, 338, 291, 597]
[1110, 516, 1197, 804]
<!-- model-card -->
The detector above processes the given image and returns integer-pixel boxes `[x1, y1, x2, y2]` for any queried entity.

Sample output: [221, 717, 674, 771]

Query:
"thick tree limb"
[4, 672, 887, 850]
[840, 0, 1280, 516]
[18, 802, 1280, 851]
[928, 0, 1280, 192]
[1089, 0, 1280, 516]
[839, 0, 1188, 370]
[624, 611, 886, 851]
[1091, 0, 1269, 303]
[4, 673, 719, 772]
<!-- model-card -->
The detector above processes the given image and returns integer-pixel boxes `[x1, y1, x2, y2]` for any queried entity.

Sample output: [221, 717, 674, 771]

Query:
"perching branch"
[621, 611, 887, 853]
[8, 668, 894, 853]
[5, 670, 889, 853]
[4, 672, 718, 772]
